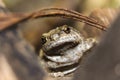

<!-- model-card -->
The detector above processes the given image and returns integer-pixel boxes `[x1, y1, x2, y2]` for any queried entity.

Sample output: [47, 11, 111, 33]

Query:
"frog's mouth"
[42, 35, 81, 56]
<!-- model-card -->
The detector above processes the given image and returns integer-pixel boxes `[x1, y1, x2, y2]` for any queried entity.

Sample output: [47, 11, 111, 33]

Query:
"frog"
[39, 25, 96, 77]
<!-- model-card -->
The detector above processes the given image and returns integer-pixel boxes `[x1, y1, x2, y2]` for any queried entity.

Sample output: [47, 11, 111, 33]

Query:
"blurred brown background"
[0, 0, 120, 80]
[2, 0, 120, 53]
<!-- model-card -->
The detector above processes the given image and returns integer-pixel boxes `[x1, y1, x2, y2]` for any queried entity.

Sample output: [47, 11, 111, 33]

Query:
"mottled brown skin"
[40, 25, 96, 77]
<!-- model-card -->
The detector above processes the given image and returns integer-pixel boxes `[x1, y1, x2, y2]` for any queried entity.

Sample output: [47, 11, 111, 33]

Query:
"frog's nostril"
[41, 36, 47, 44]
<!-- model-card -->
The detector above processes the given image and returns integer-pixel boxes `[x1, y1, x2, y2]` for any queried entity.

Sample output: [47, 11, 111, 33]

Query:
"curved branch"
[0, 8, 107, 31]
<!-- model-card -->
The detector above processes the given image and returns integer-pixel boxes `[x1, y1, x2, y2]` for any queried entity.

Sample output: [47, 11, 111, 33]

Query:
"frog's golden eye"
[41, 36, 47, 44]
[64, 27, 70, 34]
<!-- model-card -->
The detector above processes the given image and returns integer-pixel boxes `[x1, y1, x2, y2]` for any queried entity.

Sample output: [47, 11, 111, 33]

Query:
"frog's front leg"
[39, 25, 97, 77]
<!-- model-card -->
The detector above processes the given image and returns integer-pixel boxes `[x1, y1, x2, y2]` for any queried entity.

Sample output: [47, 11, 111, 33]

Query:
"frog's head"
[41, 25, 84, 56]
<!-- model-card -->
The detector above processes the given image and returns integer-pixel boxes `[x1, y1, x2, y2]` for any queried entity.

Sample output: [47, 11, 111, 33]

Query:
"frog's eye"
[41, 36, 47, 44]
[64, 27, 70, 34]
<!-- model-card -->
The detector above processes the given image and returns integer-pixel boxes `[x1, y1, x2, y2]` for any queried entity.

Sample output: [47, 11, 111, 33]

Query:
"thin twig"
[0, 8, 107, 31]
[31, 8, 107, 31]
